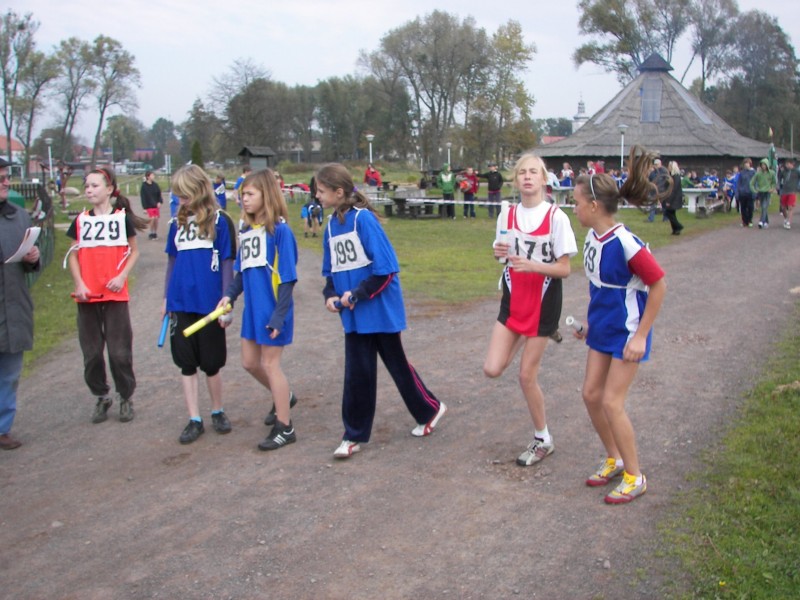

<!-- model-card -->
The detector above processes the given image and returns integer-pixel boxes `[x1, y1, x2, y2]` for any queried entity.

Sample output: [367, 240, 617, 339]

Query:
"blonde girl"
[571, 145, 668, 504]
[218, 169, 298, 451]
[164, 165, 237, 445]
[67, 166, 147, 424]
[483, 153, 577, 467]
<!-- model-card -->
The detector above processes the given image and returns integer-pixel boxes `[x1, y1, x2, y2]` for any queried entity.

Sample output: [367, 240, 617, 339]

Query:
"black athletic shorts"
[170, 311, 227, 376]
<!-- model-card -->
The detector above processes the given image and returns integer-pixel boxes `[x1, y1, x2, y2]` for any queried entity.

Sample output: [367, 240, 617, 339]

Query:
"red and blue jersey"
[582, 224, 664, 360]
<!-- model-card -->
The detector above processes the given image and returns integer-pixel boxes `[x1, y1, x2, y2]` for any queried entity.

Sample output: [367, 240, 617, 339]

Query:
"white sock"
[535, 426, 551, 444]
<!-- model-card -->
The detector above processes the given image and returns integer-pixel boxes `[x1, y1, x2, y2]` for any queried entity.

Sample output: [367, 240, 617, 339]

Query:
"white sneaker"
[411, 402, 447, 437]
[764, 222, 769, 229]
[784, 222, 791, 229]
[516, 437, 555, 466]
[333, 440, 361, 459]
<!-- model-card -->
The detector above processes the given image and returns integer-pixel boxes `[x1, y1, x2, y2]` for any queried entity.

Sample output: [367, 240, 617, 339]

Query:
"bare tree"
[0, 10, 38, 164]
[682, 0, 739, 94]
[482, 20, 536, 165]
[574, 0, 690, 83]
[208, 58, 270, 116]
[88, 36, 140, 168]
[366, 11, 490, 166]
[14, 49, 58, 174]
[54, 37, 95, 161]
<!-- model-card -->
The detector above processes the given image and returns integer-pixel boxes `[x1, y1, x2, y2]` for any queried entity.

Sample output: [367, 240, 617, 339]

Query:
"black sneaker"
[264, 392, 297, 426]
[258, 420, 296, 451]
[91, 396, 112, 424]
[211, 411, 232, 434]
[179, 420, 204, 444]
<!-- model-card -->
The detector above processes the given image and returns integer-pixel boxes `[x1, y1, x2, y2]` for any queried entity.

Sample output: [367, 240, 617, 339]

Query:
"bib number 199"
[335, 239, 357, 265]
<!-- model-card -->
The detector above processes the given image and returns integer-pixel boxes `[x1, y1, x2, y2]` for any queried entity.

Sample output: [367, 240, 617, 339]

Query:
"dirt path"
[1, 215, 798, 599]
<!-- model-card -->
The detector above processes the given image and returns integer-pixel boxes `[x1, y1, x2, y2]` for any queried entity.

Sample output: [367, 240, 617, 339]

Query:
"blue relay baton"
[157, 314, 169, 347]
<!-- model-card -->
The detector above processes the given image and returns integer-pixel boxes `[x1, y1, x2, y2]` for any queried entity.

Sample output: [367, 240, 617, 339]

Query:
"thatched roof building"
[537, 54, 786, 172]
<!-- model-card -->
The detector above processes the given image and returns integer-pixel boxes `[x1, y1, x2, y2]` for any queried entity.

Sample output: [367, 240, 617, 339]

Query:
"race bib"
[239, 228, 269, 271]
[507, 229, 554, 264]
[78, 211, 128, 248]
[329, 230, 371, 273]
[174, 217, 213, 252]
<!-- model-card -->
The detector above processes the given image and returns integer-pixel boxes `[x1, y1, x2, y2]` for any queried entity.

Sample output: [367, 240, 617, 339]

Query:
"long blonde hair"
[171, 165, 219, 240]
[241, 168, 288, 234]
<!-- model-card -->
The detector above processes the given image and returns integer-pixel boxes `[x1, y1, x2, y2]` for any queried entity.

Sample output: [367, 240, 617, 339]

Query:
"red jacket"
[460, 172, 479, 194]
[364, 168, 382, 187]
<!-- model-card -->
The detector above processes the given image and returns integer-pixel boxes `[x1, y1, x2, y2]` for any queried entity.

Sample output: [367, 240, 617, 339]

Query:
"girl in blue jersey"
[164, 165, 237, 444]
[483, 154, 578, 467]
[316, 163, 446, 459]
[218, 169, 298, 451]
[571, 146, 667, 504]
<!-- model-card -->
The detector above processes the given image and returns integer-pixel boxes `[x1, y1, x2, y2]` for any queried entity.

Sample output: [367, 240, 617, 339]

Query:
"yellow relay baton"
[182, 304, 232, 337]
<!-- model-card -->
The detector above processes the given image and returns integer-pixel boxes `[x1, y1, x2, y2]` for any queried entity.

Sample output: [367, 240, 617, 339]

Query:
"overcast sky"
[9, 0, 800, 144]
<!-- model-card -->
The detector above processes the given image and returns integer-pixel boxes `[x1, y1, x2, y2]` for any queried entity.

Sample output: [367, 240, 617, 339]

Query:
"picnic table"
[683, 187, 723, 215]
[388, 196, 442, 218]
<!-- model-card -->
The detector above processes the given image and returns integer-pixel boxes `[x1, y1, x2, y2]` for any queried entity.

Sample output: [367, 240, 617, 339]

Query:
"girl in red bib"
[66, 166, 147, 424]
[483, 154, 577, 467]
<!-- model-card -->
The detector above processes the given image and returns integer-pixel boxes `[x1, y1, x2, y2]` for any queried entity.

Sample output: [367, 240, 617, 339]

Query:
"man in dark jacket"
[477, 163, 504, 218]
[0, 157, 40, 449]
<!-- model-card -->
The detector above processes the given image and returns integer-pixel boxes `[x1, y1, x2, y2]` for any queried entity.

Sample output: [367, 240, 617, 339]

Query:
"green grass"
[24, 229, 74, 373]
[661, 306, 800, 599]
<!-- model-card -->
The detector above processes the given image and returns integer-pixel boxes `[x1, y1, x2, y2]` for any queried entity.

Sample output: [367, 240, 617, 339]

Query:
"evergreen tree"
[190, 140, 203, 168]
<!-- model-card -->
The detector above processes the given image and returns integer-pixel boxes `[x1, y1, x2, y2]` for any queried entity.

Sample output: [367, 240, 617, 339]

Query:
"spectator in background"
[750, 158, 776, 229]
[778, 157, 799, 229]
[559, 162, 574, 187]
[460, 167, 479, 218]
[57, 163, 72, 210]
[735, 158, 756, 227]
[0, 157, 40, 450]
[665, 161, 684, 235]
[140, 170, 163, 240]
[234, 165, 252, 207]
[213, 174, 227, 210]
[363, 163, 382, 188]
[647, 158, 668, 222]
[438, 164, 456, 219]
[478, 162, 504, 218]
